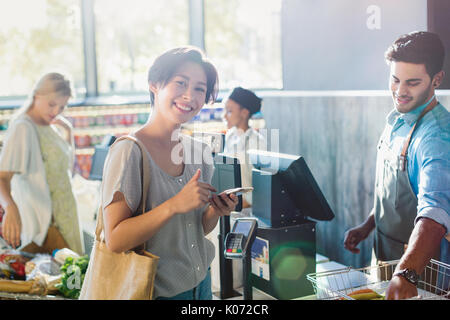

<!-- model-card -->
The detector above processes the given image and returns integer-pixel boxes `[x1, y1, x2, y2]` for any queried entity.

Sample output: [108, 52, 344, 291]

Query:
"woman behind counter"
[0, 72, 84, 255]
[223, 87, 266, 207]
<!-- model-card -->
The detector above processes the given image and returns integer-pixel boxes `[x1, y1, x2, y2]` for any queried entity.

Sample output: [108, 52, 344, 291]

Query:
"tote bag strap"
[95, 135, 151, 251]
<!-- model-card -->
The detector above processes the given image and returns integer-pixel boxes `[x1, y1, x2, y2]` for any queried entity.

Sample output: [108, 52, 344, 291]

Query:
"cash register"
[246, 150, 335, 299]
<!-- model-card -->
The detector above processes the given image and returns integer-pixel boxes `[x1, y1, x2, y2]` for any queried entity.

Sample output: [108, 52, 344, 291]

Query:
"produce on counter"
[339, 288, 385, 300]
[0, 248, 89, 299]
[55, 255, 89, 299]
[0, 252, 31, 280]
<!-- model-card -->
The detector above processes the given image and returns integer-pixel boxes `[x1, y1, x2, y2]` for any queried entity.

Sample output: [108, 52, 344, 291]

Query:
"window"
[94, 0, 190, 95]
[0, 0, 84, 98]
[205, 0, 282, 91]
[0, 0, 283, 100]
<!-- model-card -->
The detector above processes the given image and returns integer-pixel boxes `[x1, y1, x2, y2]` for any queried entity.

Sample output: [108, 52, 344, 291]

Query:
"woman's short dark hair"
[385, 31, 445, 79]
[147, 46, 219, 105]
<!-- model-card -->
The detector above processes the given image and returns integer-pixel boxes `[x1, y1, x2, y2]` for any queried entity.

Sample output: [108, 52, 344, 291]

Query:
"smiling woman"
[150, 61, 208, 125]
[85, 46, 239, 300]
[147, 47, 218, 107]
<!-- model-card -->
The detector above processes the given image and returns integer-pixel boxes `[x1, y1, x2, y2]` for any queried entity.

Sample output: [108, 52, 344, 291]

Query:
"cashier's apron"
[373, 98, 438, 262]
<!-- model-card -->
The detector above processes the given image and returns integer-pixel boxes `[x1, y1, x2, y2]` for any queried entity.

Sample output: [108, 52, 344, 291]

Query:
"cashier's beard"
[170, 128, 281, 171]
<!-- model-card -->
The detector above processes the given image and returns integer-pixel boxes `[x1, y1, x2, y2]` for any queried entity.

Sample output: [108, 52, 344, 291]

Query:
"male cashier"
[344, 31, 450, 300]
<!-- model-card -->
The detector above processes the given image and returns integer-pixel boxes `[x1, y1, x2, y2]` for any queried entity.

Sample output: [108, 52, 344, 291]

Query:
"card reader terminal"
[224, 218, 258, 259]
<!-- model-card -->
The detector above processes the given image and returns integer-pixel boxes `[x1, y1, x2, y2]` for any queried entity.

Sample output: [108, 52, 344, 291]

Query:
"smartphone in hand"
[220, 187, 254, 196]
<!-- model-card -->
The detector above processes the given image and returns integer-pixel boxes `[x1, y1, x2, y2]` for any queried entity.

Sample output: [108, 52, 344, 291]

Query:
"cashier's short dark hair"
[385, 31, 445, 78]
[147, 46, 218, 105]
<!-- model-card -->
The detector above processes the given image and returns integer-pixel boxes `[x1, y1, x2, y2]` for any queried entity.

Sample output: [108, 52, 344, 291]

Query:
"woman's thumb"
[190, 169, 201, 182]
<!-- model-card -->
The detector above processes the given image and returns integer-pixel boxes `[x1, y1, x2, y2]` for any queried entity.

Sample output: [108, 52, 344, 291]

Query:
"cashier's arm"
[386, 217, 446, 300]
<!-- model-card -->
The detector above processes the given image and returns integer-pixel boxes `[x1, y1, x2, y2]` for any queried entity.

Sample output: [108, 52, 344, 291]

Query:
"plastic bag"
[25, 254, 62, 294]
[72, 173, 101, 223]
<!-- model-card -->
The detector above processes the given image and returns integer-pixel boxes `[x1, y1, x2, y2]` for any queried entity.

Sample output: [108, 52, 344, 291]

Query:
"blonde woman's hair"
[11, 72, 73, 123]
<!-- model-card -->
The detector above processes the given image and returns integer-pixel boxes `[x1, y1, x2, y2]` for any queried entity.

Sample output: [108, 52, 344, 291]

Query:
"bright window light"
[0, 0, 85, 98]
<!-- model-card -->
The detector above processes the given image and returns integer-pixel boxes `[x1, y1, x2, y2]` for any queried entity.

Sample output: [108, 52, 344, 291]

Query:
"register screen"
[234, 221, 252, 237]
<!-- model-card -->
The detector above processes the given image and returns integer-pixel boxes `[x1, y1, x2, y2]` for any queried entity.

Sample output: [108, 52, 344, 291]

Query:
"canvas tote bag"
[79, 135, 159, 300]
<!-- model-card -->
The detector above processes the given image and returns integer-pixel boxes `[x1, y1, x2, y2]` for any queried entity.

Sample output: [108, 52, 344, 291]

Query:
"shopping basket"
[306, 259, 450, 300]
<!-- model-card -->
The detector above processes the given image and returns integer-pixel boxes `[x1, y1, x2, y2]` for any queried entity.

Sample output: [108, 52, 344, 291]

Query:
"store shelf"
[0, 103, 265, 179]
[73, 125, 142, 136]
[75, 147, 95, 156]
[65, 106, 148, 117]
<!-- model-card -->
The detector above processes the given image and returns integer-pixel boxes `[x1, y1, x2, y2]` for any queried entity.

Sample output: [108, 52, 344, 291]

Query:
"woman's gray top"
[102, 134, 215, 298]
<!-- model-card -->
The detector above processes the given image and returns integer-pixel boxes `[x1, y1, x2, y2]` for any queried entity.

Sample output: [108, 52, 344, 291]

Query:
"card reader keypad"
[226, 234, 243, 253]
[224, 218, 258, 259]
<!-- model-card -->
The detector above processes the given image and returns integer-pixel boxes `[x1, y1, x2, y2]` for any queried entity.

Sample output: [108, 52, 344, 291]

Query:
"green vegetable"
[55, 255, 89, 299]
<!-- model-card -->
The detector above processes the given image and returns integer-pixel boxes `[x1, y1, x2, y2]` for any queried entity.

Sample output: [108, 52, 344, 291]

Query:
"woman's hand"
[169, 169, 217, 215]
[209, 192, 238, 217]
[1, 203, 22, 248]
[202, 192, 238, 235]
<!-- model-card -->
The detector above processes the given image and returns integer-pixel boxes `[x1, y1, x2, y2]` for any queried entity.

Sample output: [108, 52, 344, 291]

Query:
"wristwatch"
[393, 268, 419, 286]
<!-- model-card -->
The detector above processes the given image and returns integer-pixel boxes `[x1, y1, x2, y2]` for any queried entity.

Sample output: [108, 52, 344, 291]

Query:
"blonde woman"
[0, 72, 84, 254]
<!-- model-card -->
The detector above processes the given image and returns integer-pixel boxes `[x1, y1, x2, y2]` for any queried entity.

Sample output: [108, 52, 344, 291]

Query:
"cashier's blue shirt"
[385, 95, 450, 265]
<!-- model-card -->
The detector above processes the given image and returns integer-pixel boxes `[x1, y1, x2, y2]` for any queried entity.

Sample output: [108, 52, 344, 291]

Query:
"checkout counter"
[80, 142, 337, 300]
[213, 150, 335, 300]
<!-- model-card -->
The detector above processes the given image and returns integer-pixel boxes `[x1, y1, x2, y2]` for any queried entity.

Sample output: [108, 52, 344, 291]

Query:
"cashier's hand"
[385, 274, 418, 300]
[1, 203, 22, 249]
[343, 225, 371, 254]
[209, 192, 239, 217]
[170, 169, 217, 215]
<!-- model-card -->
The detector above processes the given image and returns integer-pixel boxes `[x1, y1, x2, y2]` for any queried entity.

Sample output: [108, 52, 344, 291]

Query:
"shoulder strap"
[399, 98, 438, 171]
[95, 135, 151, 248]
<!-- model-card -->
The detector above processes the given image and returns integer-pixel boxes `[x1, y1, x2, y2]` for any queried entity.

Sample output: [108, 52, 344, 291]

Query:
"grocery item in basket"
[340, 288, 384, 300]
